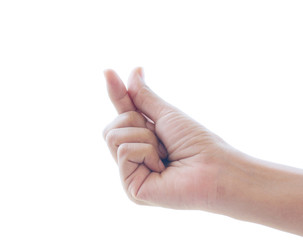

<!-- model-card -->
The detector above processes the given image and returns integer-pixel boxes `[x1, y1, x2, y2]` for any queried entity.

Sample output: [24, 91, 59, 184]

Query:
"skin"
[103, 67, 303, 236]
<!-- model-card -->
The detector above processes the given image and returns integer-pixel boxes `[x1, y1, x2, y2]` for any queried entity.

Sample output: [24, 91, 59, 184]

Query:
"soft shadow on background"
[0, 1, 302, 239]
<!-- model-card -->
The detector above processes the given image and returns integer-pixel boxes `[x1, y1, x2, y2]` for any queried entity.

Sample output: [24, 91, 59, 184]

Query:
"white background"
[0, 0, 303, 239]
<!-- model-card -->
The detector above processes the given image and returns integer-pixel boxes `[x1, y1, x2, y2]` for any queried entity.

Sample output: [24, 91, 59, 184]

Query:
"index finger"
[104, 69, 136, 114]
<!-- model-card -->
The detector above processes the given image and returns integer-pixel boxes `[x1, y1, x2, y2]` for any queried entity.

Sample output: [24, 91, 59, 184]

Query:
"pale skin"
[103, 67, 303, 236]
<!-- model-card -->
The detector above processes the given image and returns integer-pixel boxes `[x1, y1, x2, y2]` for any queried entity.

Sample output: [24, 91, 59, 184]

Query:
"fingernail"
[158, 159, 165, 172]
[137, 67, 145, 83]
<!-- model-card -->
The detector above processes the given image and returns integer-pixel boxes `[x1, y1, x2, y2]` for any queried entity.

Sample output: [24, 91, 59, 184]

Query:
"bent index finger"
[104, 69, 136, 114]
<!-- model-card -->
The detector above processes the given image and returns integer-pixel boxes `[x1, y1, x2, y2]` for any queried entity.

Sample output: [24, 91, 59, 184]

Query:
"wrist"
[214, 148, 303, 235]
[214, 149, 265, 218]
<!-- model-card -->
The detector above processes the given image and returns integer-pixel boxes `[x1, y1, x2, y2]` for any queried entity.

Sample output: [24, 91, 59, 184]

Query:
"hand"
[103, 67, 232, 210]
[103, 67, 303, 236]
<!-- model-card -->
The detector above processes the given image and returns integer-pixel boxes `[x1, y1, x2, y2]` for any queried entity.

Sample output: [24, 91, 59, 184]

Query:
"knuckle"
[135, 190, 147, 202]
[117, 143, 129, 159]
[103, 121, 113, 140]
[102, 126, 109, 140]
[105, 129, 118, 147]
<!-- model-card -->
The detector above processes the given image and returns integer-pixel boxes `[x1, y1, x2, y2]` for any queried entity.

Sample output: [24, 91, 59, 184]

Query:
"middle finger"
[105, 127, 167, 162]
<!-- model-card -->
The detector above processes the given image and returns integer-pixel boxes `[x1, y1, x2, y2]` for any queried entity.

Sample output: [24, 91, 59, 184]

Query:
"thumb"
[127, 67, 176, 123]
